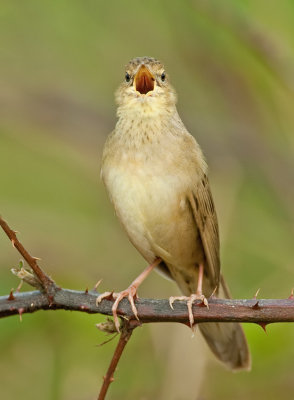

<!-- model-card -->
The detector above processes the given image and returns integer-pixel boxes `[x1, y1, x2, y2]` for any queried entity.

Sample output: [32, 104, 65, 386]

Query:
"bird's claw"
[169, 294, 209, 328]
[96, 286, 139, 332]
[96, 291, 113, 303]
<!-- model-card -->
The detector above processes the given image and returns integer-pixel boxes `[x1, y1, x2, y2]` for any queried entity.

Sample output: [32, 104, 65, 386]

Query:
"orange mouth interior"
[135, 65, 155, 94]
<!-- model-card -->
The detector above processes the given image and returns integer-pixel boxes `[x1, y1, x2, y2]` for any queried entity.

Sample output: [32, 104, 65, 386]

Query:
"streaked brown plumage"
[99, 56, 250, 371]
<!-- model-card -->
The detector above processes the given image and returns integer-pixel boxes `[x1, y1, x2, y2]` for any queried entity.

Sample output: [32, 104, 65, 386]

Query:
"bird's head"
[116, 57, 177, 118]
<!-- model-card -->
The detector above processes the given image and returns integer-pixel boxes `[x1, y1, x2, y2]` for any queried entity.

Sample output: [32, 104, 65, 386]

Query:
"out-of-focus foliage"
[1, 1, 294, 399]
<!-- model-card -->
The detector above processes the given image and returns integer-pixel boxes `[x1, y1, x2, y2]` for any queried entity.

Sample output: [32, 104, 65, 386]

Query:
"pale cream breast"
[101, 115, 206, 271]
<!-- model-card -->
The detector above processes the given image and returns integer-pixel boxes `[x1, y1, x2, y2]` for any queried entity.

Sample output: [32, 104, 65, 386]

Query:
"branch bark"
[97, 320, 137, 400]
[1, 288, 294, 325]
[2, 215, 294, 400]
[0, 216, 57, 296]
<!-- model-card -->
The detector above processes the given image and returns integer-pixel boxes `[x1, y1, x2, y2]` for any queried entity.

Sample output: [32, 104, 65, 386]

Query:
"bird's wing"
[188, 174, 220, 288]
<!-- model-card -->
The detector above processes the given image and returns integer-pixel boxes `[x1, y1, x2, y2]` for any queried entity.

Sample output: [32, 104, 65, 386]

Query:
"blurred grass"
[1, 1, 294, 399]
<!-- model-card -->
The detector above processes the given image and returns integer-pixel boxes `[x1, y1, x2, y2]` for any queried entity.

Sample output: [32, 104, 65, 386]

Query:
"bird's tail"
[199, 276, 251, 371]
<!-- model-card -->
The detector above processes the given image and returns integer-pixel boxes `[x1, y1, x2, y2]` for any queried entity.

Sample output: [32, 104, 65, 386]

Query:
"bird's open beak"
[134, 65, 155, 95]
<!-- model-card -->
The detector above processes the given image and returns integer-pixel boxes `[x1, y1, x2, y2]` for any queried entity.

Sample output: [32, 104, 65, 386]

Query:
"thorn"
[101, 292, 114, 301]
[32, 256, 42, 261]
[85, 288, 89, 294]
[13, 230, 19, 234]
[48, 295, 54, 306]
[252, 300, 260, 309]
[8, 289, 15, 301]
[18, 308, 24, 322]
[16, 280, 23, 292]
[96, 332, 119, 347]
[11, 239, 15, 248]
[93, 279, 102, 291]
[102, 375, 113, 382]
[209, 286, 218, 299]
[253, 288, 260, 299]
[288, 288, 294, 300]
[256, 322, 268, 334]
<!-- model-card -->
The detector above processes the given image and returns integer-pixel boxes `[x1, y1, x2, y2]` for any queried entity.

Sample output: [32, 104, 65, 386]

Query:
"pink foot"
[96, 285, 139, 332]
[169, 294, 209, 328]
[96, 258, 161, 332]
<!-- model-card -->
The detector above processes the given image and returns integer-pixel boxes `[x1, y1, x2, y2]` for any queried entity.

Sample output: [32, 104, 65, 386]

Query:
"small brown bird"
[98, 56, 250, 371]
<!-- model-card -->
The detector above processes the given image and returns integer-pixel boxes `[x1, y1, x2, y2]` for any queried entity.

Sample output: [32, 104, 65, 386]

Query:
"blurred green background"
[1, 1, 294, 399]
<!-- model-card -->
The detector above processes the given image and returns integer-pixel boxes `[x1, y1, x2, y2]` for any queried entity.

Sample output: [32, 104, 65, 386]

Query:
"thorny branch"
[1, 216, 294, 399]
[0, 216, 57, 297]
[97, 319, 138, 400]
[1, 289, 294, 326]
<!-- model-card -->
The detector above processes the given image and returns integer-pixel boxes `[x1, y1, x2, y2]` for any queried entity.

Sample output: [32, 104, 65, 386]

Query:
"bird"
[97, 56, 251, 371]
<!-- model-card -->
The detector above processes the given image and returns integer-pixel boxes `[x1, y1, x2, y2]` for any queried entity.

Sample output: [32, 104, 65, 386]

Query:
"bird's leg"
[169, 264, 209, 328]
[96, 258, 161, 332]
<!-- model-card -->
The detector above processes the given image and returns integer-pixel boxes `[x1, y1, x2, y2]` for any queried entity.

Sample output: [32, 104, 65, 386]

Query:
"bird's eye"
[161, 72, 166, 82]
[125, 72, 131, 82]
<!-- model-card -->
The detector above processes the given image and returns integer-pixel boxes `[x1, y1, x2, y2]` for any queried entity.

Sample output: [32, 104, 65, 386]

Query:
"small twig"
[97, 320, 138, 400]
[0, 216, 57, 296]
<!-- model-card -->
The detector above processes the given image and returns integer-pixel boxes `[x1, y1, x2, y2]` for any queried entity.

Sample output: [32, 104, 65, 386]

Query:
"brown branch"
[2, 216, 294, 399]
[2, 291, 294, 400]
[1, 289, 294, 325]
[2, 217, 294, 326]
[97, 320, 137, 400]
[0, 216, 57, 296]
